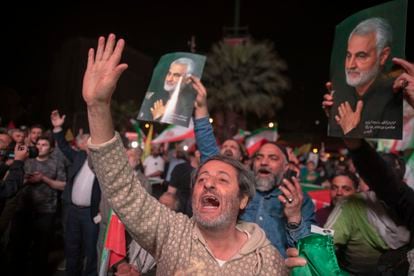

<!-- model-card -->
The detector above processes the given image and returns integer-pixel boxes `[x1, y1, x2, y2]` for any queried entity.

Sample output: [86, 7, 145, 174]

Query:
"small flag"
[99, 210, 126, 276]
[129, 118, 146, 147]
[233, 129, 251, 143]
[294, 143, 312, 157]
[152, 120, 194, 144]
[245, 127, 278, 156]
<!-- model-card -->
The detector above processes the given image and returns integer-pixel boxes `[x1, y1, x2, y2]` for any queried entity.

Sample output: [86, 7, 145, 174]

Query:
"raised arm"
[344, 139, 402, 210]
[84, 35, 189, 259]
[191, 76, 219, 162]
[51, 110, 77, 161]
[82, 34, 128, 144]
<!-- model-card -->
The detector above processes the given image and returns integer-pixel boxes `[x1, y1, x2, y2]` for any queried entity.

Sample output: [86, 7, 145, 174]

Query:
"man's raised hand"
[82, 34, 128, 106]
[191, 76, 209, 118]
[322, 82, 335, 118]
[50, 110, 65, 129]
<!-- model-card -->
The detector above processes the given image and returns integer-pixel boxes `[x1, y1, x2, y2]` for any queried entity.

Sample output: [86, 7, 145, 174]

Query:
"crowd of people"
[0, 29, 414, 276]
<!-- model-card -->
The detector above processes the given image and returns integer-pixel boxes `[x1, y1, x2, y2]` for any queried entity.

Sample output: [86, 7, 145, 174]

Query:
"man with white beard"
[239, 142, 316, 257]
[326, 17, 402, 139]
[138, 57, 196, 125]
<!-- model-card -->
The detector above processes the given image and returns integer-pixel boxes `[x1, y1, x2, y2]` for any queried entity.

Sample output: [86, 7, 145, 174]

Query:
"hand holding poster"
[327, 0, 407, 139]
[137, 53, 206, 127]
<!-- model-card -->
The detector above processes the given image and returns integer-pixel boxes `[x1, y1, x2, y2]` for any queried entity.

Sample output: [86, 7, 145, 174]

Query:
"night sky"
[0, 0, 412, 143]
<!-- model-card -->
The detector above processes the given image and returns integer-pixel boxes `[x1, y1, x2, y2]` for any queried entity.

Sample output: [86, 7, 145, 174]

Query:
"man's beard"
[346, 59, 381, 88]
[255, 171, 284, 192]
[164, 82, 176, 92]
[222, 149, 234, 158]
[192, 194, 240, 230]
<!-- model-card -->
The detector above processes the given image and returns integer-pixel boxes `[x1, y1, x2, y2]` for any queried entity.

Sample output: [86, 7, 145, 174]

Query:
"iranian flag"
[245, 128, 278, 156]
[99, 210, 126, 276]
[233, 129, 251, 143]
[152, 120, 194, 144]
[377, 101, 414, 153]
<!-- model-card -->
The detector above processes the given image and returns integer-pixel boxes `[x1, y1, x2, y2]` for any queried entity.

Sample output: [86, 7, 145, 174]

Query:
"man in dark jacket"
[51, 110, 101, 276]
[0, 136, 29, 214]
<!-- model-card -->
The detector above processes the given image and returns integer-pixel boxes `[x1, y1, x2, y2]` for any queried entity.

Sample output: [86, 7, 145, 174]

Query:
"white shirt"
[71, 160, 95, 207]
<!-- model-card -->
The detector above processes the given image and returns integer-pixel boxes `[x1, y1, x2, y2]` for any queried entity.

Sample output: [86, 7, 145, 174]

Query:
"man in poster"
[328, 17, 404, 139]
[138, 54, 205, 127]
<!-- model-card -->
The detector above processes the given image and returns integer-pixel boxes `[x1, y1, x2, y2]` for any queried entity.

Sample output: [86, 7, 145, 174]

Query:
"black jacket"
[53, 130, 101, 220]
[0, 160, 25, 214]
[349, 140, 414, 232]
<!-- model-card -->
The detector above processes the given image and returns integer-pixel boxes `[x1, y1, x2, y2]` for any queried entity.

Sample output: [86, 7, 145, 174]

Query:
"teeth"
[201, 195, 220, 207]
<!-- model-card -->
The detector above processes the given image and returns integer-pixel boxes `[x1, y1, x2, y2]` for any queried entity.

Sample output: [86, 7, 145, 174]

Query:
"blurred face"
[36, 139, 52, 158]
[192, 160, 247, 230]
[12, 131, 25, 144]
[0, 134, 11, 150]
[151, 146, 160, 156]
[220, 140, 242, 161]
[345, 33, 383, 91]
[126, 148, 140, 168]
[253, 144, 287, 192]
[164, 63, 188, 92]
[306, 161, 316, 172]
[29, 127, 43, 144]
[330, 175, 357, 205]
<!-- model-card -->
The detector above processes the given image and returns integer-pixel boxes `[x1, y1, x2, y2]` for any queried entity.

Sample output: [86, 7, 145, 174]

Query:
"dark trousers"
[8, 210, 55, 276]
[64, 204, 99, 276]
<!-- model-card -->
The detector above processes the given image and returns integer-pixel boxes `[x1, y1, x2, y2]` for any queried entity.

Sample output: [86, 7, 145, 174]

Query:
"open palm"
[335, 100, 363, 135]
[82, 34, 128, 105]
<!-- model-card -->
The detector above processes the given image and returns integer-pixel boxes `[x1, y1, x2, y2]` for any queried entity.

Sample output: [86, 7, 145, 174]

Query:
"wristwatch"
[286, 221, 301, 230]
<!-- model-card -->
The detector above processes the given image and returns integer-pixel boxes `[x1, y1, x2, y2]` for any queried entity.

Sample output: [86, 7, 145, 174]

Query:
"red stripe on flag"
[308, 189, 331, 211]
[105, 214, 126, 268]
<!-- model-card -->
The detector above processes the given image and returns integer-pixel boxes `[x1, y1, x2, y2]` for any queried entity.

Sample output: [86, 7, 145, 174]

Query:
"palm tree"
[203, 40, 290, 142]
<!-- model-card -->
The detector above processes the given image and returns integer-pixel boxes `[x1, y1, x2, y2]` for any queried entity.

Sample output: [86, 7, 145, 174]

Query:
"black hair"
[222, 138, 248, 161]
[329, 171, 360, 190]
[191, 154, 256, 203]
[253, 142, 289, 162]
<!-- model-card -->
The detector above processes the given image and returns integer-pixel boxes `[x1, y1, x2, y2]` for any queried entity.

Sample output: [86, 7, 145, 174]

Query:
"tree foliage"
[203, 40, 290, 120]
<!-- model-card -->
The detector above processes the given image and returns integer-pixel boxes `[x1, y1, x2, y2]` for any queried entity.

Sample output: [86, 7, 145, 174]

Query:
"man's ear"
[239, 194, 249, 210]
[379, 46, 391, 66]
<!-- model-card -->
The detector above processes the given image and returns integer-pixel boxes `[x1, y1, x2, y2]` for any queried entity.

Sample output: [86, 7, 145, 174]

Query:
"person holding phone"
[0, 143, 29, 210]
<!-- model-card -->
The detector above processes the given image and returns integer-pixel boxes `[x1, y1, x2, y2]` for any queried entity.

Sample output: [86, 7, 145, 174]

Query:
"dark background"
[0, 0, 412, 145]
